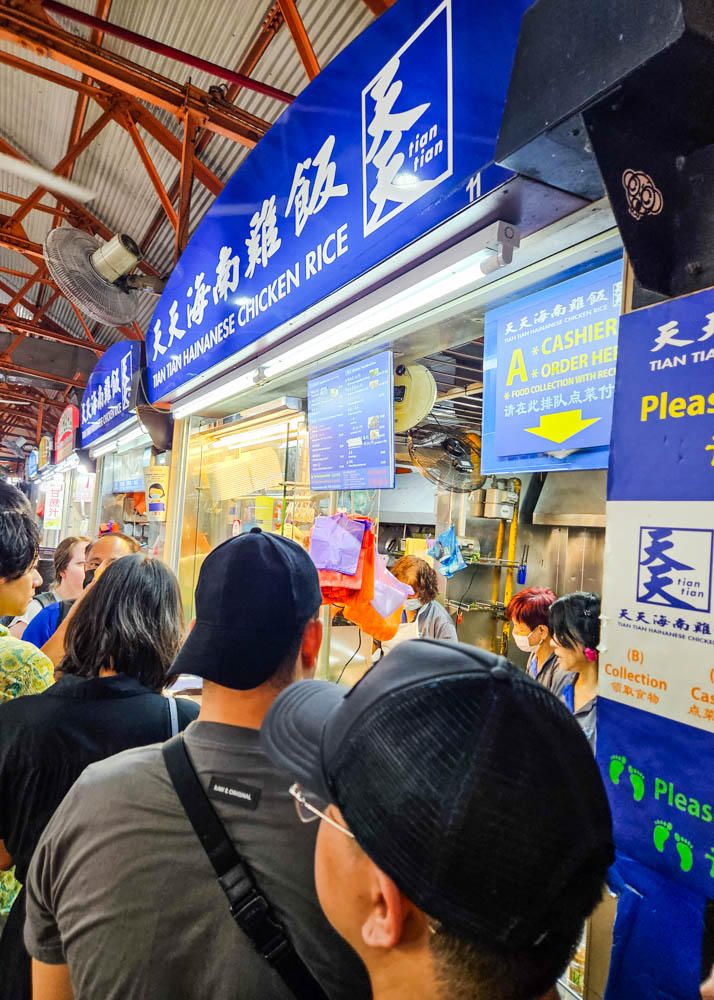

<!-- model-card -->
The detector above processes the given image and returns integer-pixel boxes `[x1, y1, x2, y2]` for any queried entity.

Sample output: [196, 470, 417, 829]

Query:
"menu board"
[308, 350, 395, 491]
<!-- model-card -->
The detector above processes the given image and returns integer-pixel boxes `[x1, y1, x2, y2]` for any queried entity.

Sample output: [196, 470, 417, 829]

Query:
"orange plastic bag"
[339, 526, 403, 642]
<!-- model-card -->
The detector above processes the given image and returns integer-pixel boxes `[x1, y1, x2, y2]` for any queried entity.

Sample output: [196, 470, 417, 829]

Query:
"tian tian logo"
[637, 527, 713, 613]
[361, 0, 453, 236]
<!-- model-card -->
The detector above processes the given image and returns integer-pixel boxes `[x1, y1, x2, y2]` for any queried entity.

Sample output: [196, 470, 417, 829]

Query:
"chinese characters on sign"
[81, 341, 140, 448]
[485, 260, 622, 465]
[597, 285, 714, 900]
[146, 0, 528, 402]
[43, 476, 64, 531]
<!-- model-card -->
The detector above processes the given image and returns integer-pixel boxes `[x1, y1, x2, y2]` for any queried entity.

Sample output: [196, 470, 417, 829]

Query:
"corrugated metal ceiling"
[0, 0, 374, 403]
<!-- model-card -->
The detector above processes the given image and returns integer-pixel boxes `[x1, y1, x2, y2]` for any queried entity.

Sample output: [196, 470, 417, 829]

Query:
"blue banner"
[609, 284, 714, 502]
[482, 258, 622, 472]
[309, 350, 394, 490]
[81, 341, 141, 447]
[598, 288, 714, 997]
[146, 0, 532, 403]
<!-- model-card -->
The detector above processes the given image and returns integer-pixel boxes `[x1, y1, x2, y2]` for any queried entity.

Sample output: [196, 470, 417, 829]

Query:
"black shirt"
[0, 674, 198, 882]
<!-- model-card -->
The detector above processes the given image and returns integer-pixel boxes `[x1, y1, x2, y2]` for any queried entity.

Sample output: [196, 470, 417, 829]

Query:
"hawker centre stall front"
[149, 0, 622, 692]
[80, 340, 172, 555]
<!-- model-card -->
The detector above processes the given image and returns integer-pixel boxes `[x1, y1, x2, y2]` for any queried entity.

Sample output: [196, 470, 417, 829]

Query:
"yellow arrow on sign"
[524, 408, 601, 444]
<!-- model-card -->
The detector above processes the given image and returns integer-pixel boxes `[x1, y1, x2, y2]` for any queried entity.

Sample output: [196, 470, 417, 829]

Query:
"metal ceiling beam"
[360, 0, 395, 14]
[0, 130, 158, 278]
[0, 276, 92, 349]
[140, 2, 284, 253]
[278, 0, 319, 80]
[0, 191, 73, 219]
[53, 0, 112, 227]
[175, 112, 198, 264]
[0, 316, 104, 354]
[4, 106, 114, 227]
[0, 49, 224, 199]
[0, 361, 85, 389]
[0, 1, 271, 145]
[122, 112, 178, 231]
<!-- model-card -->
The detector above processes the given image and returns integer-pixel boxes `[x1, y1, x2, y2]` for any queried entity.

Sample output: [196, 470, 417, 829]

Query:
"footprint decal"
[628, 766, 645, 802]
[674, 833, 693, 873]
[609, 755, 627, 785]
[653, 820, 672, 852]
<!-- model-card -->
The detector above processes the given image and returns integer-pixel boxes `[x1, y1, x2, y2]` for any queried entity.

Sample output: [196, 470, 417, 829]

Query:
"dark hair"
[430, 862, 608, 1000]
[0, 482, 38, 581]
[391, 555, 439, 603]
[52, 535, 90, 588]
[506, 588, 557, 631]
[268, 610, 321, 691]
[60, 554, 184, 691]
[0, 480, 30, 514]
[549, 591, 601, 651]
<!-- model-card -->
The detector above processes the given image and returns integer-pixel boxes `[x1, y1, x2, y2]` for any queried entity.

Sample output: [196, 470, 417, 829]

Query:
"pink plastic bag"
[370, 552, 414, 619]
[309, 513, 366, 576]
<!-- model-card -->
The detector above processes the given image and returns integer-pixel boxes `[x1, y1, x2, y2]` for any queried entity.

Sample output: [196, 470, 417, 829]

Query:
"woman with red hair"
[506, 587, 558, 688]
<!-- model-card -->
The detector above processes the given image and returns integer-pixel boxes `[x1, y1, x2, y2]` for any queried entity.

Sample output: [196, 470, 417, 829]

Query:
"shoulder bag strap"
[166, 696, 179, 737]
[161, 734, 329, 1000]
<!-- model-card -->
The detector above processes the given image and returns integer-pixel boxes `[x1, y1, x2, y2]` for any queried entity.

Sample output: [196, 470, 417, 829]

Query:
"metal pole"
[42, 0, 295, 105]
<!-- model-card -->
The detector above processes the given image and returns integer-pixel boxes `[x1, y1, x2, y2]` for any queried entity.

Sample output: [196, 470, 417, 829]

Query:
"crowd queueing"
[0, 478, 618, 1000]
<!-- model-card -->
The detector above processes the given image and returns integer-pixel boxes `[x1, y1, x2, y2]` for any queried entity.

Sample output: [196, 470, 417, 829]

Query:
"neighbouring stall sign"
[26, 449, 38, 480]
[43, 476, 64, 530]
[146, 0, 532, 403]
[598, 285, 714, 901]
[309, 350, 395, 490]
[37, 434, 53, 472]
[54, 404, 79, 464]
[81, 341, 141, 447]
[482, 258, 623, 473]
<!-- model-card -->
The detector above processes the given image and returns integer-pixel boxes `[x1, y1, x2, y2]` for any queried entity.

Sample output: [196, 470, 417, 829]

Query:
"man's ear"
[300, 617, 323, 675]
[361, 863, 409, 950]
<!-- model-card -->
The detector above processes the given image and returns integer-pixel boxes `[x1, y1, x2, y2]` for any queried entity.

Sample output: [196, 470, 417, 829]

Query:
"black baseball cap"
[169, 528, 322, 690]
[262, 639, 614, 949]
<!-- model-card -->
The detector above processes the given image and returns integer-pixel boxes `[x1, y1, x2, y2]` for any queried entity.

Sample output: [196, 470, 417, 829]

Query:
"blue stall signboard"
[81, 341, 141, 447]
[146, 0, 533, 403]
[598, 286, 714, 906]
[482, 259, 622, 473]
[26, 449, 38, 480]
[309, 350, 394, 491]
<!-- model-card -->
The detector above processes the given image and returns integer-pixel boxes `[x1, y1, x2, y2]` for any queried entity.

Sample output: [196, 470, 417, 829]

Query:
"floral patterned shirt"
[0, 625, 53, 914]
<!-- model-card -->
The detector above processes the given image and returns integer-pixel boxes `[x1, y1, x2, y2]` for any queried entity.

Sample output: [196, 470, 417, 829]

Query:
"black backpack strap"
[35, 591, 56, 610]
[56, 599, 75, 626]
[161, 734, 329, 1000]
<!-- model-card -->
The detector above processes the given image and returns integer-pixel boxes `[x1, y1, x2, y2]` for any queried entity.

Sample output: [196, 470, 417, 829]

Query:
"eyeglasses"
[289, 783, 355, 839]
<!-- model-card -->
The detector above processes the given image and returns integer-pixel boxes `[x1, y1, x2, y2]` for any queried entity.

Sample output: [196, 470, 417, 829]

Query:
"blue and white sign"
[26, 449, 38, 480]
[81, 341, 141, 447]
[309, 350, 394, 490]
[608, 284, 714, 502]
[598, 286, 714, 905]
[146, 0, 532, 403]
[482, 259, 622, 473]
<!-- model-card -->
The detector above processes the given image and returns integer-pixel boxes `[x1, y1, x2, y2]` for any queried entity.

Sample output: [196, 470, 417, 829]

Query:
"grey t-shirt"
[24, 721, 371, 1000]
[417, 600, 458, 641]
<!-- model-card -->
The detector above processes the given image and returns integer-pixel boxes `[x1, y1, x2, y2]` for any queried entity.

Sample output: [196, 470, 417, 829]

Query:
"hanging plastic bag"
[317, 516, 371, 601]
[309, 513, 366, 576]
[428, 524, 467, 578]
[370, 552, 414, 618]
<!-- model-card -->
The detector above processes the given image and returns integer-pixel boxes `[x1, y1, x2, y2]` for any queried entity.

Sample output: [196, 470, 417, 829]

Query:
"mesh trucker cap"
[262, 639, 614, 949]
[168, 528, 322, 690]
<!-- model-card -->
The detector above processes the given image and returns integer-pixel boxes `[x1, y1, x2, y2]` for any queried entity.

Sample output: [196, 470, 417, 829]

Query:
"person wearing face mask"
[506, 587, 558, 688]
[388, 555, 458, 644]
[548, 592, 601, 750]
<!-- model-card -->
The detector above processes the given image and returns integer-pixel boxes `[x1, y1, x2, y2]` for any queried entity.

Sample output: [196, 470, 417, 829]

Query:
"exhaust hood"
[532, 470, 606, 528]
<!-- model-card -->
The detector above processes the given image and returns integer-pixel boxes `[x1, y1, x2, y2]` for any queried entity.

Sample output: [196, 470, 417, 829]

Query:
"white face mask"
[404, 598, 422, 612]
[512, 629, 542, 655]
